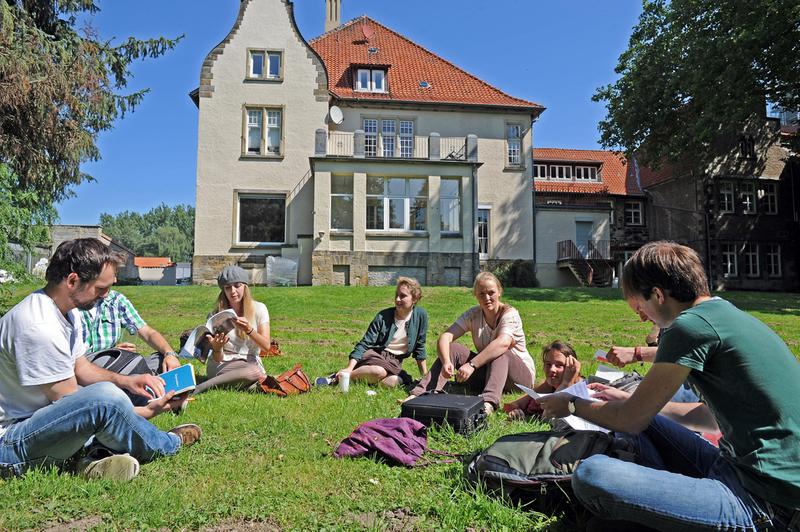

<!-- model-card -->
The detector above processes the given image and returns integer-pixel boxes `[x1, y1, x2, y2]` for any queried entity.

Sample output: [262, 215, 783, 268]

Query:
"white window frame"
[766, 244, 782, 277]
[439, 178, 461, 234]
[624, 201, 643, 226]
[399, 120, 414, 158]
[363, 118, 378, 157]
[355, 68, 387, 93]
[366, 177, 428, 232]
[477, 205, 491, 260]
[739, 181, 757, 214]
[247, 49, 283, 81]
[381, 120, 396, 158]
[760, 182, 778, 214]
[575, 166, 599, 181]
[506, 124, 522, 167]
[533, 164, 548, 179]
[719, 181, 734, 213]
[330, 175, 354, 231]
[549, 165, 572, 180]
[243, 106, 283, 157]
[235, 192, 286, 246]
[722, 243, 738, 278]
[743, 243, 760, 278]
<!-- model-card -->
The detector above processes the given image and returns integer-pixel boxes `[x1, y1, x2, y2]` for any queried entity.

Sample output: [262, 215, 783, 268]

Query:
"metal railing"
[557, 239, 610, 261]
[441, 137, 466, 160]
[321, 131, 473, 161]
[327, 131, 354, 157]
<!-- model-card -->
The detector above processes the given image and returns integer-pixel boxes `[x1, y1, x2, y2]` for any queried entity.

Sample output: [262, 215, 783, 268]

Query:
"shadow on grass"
[504, 287, 623, 302]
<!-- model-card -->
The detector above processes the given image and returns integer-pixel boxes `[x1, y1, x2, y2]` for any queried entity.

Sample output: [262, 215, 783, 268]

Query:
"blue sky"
[57, 0, 642, 225]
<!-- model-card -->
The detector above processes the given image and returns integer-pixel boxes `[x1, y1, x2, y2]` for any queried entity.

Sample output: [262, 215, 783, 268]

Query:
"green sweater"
[349, 306, 428, 361]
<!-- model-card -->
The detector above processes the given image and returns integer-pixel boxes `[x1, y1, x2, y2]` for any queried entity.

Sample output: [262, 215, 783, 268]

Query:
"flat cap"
[217, 265, 249, 288]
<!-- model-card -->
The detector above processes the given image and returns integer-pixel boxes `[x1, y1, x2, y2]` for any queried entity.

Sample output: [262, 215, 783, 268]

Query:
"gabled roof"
[533, 148, 642, 196]
[134, 257, 173, 268]
[310, 16, 543, 111]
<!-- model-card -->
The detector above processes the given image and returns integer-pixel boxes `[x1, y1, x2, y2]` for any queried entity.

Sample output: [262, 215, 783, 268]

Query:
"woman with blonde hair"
[406, 272, 535, 414]
[337, 277, 428, 388]
[193, 266, 270, 394]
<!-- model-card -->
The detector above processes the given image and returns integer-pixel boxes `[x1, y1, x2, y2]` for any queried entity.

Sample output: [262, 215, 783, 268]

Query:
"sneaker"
[314, 373, 338, 387]
[483, 402, 495, 416]
[78, 453, 140, 482]
[169, 423, 202, 447]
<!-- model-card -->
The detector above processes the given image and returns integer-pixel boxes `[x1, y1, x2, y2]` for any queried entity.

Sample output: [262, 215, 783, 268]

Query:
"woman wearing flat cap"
[193, 266, 270, 394]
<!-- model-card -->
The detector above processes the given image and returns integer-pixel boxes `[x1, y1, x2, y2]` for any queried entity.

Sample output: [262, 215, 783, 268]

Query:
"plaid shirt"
[81, 290, 146, 353]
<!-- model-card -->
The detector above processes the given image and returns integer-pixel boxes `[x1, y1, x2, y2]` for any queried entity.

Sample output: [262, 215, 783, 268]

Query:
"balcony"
[315, 129, 478, 162]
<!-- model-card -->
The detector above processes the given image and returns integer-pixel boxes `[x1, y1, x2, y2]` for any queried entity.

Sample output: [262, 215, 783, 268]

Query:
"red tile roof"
[310, 17, 543, 111]
[134, 257, 173, 268]
[533, 148, 642, 196]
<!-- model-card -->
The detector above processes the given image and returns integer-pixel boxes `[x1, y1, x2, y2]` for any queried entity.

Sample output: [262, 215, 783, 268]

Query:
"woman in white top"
[407, 272, 535, 414]
[193, 266, 270, 395]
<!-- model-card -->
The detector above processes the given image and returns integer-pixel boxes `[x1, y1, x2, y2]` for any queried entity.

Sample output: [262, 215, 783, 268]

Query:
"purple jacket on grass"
[334, 418, 428, 467]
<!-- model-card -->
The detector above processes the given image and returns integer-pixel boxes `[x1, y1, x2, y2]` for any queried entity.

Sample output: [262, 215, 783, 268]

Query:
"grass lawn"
[1, 285, 798, 530]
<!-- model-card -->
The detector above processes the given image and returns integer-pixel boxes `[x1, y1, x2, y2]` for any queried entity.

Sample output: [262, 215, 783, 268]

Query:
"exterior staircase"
[556, 240, 615, 287]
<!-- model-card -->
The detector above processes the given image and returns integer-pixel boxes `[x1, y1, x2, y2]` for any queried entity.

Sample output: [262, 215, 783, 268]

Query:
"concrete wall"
[194, 0, 328, 282]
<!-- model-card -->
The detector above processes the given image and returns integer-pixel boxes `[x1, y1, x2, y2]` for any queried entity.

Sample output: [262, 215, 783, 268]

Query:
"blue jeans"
[0, 382, 181, 475]
[572, 415, 774, 531]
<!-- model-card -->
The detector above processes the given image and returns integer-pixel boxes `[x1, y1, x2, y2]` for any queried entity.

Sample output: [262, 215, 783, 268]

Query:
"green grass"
[1, 285, 798, 530]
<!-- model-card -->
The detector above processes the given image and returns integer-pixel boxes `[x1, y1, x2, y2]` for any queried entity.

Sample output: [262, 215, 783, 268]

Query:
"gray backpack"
[465, 430, 636, 515]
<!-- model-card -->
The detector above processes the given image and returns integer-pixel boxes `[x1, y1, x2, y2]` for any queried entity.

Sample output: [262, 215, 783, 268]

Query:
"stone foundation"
[312, 251, 476, 286]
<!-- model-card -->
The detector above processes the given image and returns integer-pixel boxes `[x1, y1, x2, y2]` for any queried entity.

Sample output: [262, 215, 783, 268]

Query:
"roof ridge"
[308, 14, 367, 43]
[313, 15, 542, 109]
[535, 147, 625, 154]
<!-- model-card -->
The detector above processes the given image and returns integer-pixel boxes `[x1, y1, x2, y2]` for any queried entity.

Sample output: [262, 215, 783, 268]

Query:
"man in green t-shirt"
[539, 241, 800, 530]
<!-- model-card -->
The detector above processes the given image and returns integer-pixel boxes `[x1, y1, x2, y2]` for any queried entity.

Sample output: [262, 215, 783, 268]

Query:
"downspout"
[699, 171, 712, 291]
[472, 163, 479, 277]
[530, 115, 539, 271]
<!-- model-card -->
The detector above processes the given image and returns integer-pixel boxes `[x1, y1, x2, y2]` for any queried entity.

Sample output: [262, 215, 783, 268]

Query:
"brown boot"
[169, 424, 202, 447]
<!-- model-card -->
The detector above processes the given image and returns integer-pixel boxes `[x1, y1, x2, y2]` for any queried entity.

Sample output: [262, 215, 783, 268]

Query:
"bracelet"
[164, 351, 177, 358]
[247, 327, 254, 336]
[467, 361, 477, 369]
[634, 346, 643, 362]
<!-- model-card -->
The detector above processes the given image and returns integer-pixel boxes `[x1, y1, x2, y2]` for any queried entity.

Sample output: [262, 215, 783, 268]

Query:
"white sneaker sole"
[82, 454, 140, 482]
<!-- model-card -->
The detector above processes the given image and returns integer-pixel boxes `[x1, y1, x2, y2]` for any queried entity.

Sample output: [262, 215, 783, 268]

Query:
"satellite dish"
[329, 105, 344, 125]
[362, 23, 373, 40]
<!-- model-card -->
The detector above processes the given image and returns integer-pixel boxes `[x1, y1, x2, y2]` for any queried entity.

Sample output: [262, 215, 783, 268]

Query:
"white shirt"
[219, 301, 270, 365]
[384, 314, 411, 356]
[0, 291, 86, 435]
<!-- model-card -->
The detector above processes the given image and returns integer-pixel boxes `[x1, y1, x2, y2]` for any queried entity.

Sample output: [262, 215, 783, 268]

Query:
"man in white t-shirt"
[0, 238, 202, 481]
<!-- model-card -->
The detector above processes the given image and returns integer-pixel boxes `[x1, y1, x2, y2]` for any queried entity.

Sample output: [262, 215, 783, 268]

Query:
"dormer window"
[575, 166, 599, 181]
[356, 68, 386, 93]
[248, 50, 282, 81]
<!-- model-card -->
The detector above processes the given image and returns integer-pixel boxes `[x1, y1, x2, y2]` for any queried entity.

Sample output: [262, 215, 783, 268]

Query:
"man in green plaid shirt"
[81, 290, 181, 373]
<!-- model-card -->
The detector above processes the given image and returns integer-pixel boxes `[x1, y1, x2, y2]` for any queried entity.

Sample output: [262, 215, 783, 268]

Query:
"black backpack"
[465, 430, 636, 517]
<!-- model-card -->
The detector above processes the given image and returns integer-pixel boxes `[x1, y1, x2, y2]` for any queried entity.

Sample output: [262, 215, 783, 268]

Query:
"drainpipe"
[698, 172, 713, 291]
[530, 115, 539, 271]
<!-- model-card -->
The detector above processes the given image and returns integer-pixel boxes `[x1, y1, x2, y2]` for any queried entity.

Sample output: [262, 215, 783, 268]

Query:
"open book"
[147, 363, 196, 401]
[515, 381, 609, 433]
[179, 309, 238, 361]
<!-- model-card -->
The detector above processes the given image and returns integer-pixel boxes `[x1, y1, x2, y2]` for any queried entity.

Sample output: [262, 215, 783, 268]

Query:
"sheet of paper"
[594, 349, 610, 363]
[595, 364, 625, 383]
[515, 381, 609, 433]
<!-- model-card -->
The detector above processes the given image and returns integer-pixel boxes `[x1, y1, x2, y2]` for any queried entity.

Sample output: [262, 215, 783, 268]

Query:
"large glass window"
[381, 120, 396, 158]
[355, 68, 387, 92]
[624, 201, 643, 226]
[506, 124, 521, 166]
[363, 119, 378, 157]
[719, 181, 734, 213]
[330, 175, 353, 231]
[244, 107, 282, 156]
[477, 208, 490, 259]
[248, 50, 282, 80]
[743, 243, 759, 277]
[760, 182, 777, 214]
[366, 177, 427, 231]
[238, 195, 285, 244]
[722, 243, 738, 278]
[739, 181, 756, 214]
[399, 120, 414, 158]
[766, 244, 781, 277]
[440, 179, 461, 233]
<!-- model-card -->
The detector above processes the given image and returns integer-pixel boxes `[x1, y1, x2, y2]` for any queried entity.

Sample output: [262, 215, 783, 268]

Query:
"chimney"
[325, 0, 341, 33]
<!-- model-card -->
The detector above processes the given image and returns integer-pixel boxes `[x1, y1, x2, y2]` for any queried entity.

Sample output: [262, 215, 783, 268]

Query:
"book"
[178, 309, 238, 361]
[147, 363, 196, 401]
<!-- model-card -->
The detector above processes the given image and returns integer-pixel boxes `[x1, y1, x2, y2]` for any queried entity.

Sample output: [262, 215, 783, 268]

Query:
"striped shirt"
[80, 290, 146, 353]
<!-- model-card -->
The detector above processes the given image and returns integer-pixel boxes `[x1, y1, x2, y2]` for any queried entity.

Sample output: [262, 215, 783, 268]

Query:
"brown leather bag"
[259, 363, 311, 397]
[259, 339, 282, 358]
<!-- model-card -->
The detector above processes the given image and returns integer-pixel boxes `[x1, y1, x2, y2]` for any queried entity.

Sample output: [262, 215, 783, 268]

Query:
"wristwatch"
[567, 395, 579, 415]
[467, 361, 477, 369]
[165, 351, 178, 358]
